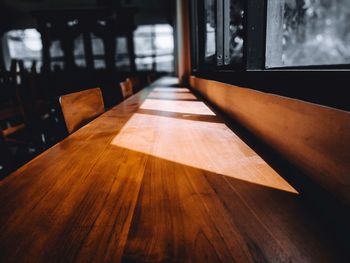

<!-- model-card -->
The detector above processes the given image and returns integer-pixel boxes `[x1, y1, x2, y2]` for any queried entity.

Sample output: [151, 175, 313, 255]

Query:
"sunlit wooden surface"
[0, 77, 347, 262]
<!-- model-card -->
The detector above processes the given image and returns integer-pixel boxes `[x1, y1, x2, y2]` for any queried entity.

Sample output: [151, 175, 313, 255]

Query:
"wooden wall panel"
[190, 76, 350, 205]
[176, 0, 191, 86]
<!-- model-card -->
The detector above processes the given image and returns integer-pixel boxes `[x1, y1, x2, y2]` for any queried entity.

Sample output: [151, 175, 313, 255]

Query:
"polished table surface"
[0, 77, 347, 262]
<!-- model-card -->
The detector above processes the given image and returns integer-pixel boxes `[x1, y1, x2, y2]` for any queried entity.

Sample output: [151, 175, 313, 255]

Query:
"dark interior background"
[0, 0, 174, 32]
[0, 0, 176, 176]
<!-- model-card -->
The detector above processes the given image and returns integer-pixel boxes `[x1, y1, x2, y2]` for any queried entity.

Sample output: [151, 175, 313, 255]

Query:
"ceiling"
[0, 0, 175, 33]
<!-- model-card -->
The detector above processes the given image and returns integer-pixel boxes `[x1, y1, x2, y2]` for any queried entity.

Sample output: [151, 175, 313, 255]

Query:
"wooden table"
[0, 77, 347, 262]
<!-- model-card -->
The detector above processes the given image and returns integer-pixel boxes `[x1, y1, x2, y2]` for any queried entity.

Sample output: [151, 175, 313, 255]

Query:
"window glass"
[133, 24, 174, 72]
[91, 33, 105, 56]
[91, 33, 106, 69]
[50, 40, 64, 70]
[116, 37, 130, 70]
[6, 29, 42, 71]
[205, 0, 216, 61]
[134, 25, 155, 71]
[50, 36, 86, 69]
[228, 0, 244, 64]
[154, 24, 174, 71]
[50, 40, 64, 58]
[94, 60, 106, 69]
[74, 35, 86, 67]
[135, 57, 153, 71]
[134, 37, 153, 56]
[266, 0, 350, 67]
[155, 24, 174, 55]
[156, 55, 174, 72]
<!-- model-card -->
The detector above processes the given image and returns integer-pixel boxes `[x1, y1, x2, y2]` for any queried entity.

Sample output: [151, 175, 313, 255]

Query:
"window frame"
[133, 24, 175, 73]
[191, 0, 249, 73]
[189, 0, 350, 73]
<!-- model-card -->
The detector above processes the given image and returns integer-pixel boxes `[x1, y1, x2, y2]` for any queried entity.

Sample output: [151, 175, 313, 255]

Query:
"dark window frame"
[190, 0, 350, 73]
[191, 0, 248, 73]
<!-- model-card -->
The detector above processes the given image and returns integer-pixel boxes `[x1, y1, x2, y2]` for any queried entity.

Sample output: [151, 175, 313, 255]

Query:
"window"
[266, 0, 350, 68]
[134, 25, 153, 70]
[205, 0, 216, 62]
[189, 0, 349, 111]
[50, 40, 64, 70]
[116, 37, 130, 70]
[91, 33, 106, 69]
[50, 35, 87, 70]
[133, 24, 174, 72]
[228, 0, 244, 64]
[192, 0, 350, 70]
[154, 25, 175, 72]
[73, 35, 86, 68]
[6, 29, 42, 71]
[191, 0, 245, 69]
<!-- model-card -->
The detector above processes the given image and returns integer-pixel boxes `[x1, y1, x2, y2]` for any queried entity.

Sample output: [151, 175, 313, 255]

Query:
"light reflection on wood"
[111, 113, 298, 194]
[140, 99, 216, 116]
[153, 87, 191, 93]
[148, 91, 197, 100]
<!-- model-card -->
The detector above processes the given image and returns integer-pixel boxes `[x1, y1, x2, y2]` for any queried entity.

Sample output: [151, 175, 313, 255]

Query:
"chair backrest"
[147, 73, 157, 85]
[120, 79, 133, 99]
[59, 88, 104, 134]
[128, 76, 140, 88]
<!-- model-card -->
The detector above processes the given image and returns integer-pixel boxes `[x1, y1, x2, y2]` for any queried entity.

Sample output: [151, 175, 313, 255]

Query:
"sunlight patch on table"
[111, 113, 299, 194]
[140, 99, 216, 116]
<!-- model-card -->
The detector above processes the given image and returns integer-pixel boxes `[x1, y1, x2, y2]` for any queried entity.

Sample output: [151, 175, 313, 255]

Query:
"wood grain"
[0, 77, 347, 262]
[59, 88, 105, 134]
[190, 76, 350, 206]
[120, 79, 133, 100]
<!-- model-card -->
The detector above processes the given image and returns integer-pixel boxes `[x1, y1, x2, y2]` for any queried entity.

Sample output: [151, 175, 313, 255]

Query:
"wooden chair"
[120, 79, 133, 99]
[0, 92, 27, 146]
[147, 73, 157, 85]
[59, 88, 105, 134]
[0, 62, 32, 147]
[128, 76, 140, 91]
